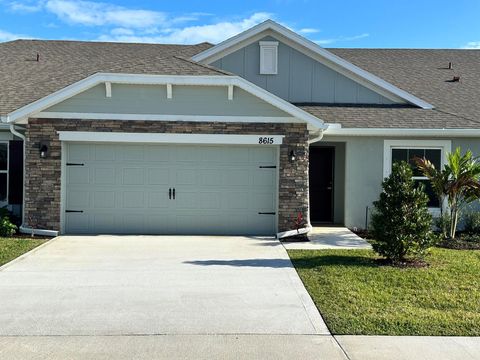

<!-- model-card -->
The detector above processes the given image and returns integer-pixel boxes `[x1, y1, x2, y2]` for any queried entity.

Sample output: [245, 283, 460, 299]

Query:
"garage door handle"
[173, 188, 176, 200]
[258, 212, 276, 215]
[169, 188, 172, 200]
[66, 210, 83, 213]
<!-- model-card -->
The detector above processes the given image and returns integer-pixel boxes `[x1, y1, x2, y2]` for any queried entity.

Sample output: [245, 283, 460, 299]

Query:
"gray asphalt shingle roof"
[1, 39, 479, 130]
[0, 39, 222, 115]
[301, 48, 480, 129]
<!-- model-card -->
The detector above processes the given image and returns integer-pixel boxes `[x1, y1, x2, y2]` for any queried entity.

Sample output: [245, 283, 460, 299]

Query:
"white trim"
[0, 141, 9, 206]
[259, 41, 278, 75]
[383, 139, 451, 178]
[58, 131, 285, 145]
[37, 112, 298, 124]
[60, 141, 67, 234]
[227, 85, 234, 100]
[383, 140, 451, 213]
[166, 83, 172, 99]
[105, 82, 112, 98]
[5, 73, 326, 131]
[192, 20, 433, 109]
[324, 127, 480, 137]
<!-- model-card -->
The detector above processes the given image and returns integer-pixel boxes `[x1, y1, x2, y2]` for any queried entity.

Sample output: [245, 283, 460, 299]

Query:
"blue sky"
[0, 0, 479, 48]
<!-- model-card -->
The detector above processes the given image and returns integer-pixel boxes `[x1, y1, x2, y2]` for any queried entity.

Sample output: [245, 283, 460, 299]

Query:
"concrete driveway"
[0, 235, 329, 336]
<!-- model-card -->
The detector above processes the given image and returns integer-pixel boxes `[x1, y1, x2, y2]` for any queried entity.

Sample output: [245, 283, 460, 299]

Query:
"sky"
[0, 0, 479, 48]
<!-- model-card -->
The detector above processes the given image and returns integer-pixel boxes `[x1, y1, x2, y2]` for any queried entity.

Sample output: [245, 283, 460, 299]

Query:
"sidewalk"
[336, 335, 480, 360]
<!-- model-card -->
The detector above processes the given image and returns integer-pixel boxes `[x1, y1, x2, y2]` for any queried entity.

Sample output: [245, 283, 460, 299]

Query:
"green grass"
[0, 237, 49, 267]
[288, 248, 480, 336]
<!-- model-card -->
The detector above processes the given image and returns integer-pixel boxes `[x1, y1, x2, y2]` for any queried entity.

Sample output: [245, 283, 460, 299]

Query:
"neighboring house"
[1, 20, 479, 236]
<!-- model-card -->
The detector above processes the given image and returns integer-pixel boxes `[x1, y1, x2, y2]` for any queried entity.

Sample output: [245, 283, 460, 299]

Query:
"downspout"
[9, 123, 58, 237]
[277, 128, 325, 240]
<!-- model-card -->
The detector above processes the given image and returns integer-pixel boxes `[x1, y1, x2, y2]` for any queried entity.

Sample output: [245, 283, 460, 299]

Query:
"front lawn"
[0, 237, 49, 267]
[288, 248, 480, 336]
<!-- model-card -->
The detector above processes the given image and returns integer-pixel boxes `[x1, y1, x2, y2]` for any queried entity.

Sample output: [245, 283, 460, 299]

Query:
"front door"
[309, 147, 334, 223]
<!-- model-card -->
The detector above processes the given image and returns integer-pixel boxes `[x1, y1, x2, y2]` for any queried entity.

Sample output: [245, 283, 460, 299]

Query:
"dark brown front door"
[309, 147, 334, 223]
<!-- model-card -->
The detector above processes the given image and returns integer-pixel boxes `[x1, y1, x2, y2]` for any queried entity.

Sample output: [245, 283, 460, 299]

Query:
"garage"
[63, 142, 278, 235]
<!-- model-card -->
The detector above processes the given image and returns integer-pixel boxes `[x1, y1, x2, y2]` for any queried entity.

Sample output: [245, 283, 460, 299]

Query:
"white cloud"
[44, 0, 169, 28]
[8, 1, 44, 13]
[0, 29, 30, 41]
[299, 28, 319, 34]
[315, 33, 369, 46]
[98, 12, 272, 44]
[463, 41, 480, 49]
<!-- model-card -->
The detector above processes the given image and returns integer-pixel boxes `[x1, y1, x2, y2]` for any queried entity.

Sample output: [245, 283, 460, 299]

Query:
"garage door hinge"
[66, 210, 83, 213]
[259, 165, 276, 169]
[66, 163, 85, 166]
[258, 212, 276, 215]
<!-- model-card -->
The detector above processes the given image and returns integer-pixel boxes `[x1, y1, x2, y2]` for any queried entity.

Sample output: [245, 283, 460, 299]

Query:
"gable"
[43, 83, 292, 118]
[192, 20, 433, 109]
[211, 35, 397, 105]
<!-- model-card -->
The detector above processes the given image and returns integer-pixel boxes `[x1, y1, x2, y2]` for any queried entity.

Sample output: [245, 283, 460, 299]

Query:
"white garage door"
[64, 143, 278, 235]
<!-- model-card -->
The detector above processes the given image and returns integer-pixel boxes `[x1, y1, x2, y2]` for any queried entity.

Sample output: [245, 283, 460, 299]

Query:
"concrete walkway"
[282, 226, 371, 250]
[336, 336, 480, 360]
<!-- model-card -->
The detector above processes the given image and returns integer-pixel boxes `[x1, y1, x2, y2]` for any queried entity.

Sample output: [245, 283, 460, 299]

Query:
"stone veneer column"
[25, 119, 309, 233]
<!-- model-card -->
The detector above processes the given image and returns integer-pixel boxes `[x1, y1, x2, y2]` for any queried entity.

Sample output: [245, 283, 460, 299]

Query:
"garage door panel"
[144, 145, 170, 162]
[94, 168, 116, 185]
[147, 168, 170, 185]
[123, 191, 145, 208]
[67, 167, 89, 184]
[65, 213, 89, 233]
[93, 191, 116, 209]
[147, 192, 169, 208]
[253, 169, 276, 186]
[65, 143, 278, 235]
[68, 144, 91, 161]
[122, 168, 144, 185]
[94, 144, 116, 161]
[121, 145, 144, 161]
[66, 190, 90, 209]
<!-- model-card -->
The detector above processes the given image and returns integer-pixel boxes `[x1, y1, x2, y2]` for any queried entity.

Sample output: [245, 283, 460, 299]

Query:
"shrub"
[463, 211, 480, 234]
[0, 216, 17, 237]
[370, 162, 437, 263]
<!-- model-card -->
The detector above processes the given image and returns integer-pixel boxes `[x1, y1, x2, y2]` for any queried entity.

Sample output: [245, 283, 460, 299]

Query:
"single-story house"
[1, 20, 479, 236]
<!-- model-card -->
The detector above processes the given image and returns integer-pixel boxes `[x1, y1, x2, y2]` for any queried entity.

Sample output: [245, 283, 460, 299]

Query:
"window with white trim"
[384, 140, 451, 208]
[0, 142, 8, 202]
[259, 41, 278, 75]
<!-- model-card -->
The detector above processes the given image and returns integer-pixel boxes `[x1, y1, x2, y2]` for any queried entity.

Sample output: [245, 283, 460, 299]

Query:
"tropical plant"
[370, 161, 437, 263]
[415, 148, 480, 238]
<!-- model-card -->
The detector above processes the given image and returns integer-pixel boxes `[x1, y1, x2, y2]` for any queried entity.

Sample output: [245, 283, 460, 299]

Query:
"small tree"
[370, 162, 436, 263]
[416, 147, 480, 239]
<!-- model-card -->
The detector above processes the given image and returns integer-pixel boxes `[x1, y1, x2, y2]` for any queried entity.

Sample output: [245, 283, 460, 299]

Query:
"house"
[1, 19, 479, 236]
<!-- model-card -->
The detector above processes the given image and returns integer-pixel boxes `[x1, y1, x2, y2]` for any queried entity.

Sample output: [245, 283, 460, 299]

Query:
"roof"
[310, 48, 480, 129]
[0, 39, 220, 115]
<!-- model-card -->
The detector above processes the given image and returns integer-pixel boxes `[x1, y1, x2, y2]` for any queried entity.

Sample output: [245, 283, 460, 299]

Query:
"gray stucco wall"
[316, 136, 480, 229]
[211, 36, 397, 105]
[45, 84, 291, 118]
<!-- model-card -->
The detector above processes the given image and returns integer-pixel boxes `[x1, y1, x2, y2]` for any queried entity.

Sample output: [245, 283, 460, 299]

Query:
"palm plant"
[415, 148, 480, 239]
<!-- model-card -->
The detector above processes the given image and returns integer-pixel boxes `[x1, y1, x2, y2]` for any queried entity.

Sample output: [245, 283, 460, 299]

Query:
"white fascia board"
[323, 127, 480, 137]
[58, 131, 285, 145]
[192, 20, 433, 110]
[6, 72, 326, 131]
[37, 112, 298, 124]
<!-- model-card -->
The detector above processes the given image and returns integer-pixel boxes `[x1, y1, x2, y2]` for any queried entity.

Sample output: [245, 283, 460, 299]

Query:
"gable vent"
[259, 41, 278, 75]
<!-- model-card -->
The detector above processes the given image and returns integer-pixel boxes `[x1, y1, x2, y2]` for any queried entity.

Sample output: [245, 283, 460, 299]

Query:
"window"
[0, 142, 8, 202]
[259, 41, 278, 75]
[384, 140, 451, 209]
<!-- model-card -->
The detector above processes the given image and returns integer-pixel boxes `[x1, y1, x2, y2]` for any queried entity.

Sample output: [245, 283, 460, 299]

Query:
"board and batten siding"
[211, 36, 397, 105]
[45, 84, 291, 118]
